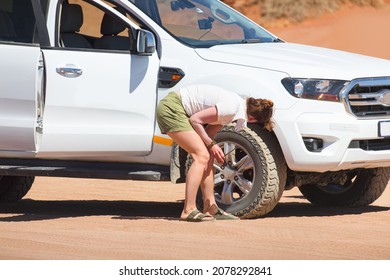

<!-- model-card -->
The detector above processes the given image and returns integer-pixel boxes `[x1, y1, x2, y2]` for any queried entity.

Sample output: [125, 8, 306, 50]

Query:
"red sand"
[269, 5, 390, 60]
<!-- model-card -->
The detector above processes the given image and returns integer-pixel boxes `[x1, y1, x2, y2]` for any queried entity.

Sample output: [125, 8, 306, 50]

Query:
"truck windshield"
[131, 0, 279, 47]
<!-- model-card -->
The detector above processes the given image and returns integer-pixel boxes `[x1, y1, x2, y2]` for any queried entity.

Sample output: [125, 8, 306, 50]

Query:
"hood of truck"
[195, 42, 390, 80]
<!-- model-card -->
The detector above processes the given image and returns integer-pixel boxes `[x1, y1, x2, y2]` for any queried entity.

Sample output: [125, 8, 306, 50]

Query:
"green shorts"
[156, 92, 194, 134]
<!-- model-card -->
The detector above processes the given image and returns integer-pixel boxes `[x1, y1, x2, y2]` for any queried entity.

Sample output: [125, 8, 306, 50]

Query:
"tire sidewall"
[214, 130, 266, 213]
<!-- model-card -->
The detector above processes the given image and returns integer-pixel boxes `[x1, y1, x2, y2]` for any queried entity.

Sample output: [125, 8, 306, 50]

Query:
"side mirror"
[137, 30, 156, 56]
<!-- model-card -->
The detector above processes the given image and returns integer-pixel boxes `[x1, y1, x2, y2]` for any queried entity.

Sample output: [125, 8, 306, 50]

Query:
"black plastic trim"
[0, 158, 169, 181]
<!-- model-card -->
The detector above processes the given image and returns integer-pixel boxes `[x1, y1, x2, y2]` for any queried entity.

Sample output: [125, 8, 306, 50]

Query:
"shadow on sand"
[0, 194, 388, 222]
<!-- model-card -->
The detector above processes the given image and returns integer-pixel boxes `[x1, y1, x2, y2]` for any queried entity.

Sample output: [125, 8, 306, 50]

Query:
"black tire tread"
[0, 176, 35, 202]
[352, 167, 390, 207]
[299, 167, 390, 207]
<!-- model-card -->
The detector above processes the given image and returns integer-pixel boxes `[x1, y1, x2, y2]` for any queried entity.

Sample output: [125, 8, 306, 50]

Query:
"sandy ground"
[268, 5, 390, 60]
[0, 178, 389, 260]
[1, 6, 390, 260]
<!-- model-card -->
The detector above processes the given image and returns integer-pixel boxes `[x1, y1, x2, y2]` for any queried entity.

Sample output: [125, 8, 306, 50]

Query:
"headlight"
[281, 78, 349, 102]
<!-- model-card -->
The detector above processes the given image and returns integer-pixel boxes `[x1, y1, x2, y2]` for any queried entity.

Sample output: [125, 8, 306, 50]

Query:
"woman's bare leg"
[200, 158, 217, 213]
[167, 130, 210, 219]
[201, 124, 222, 213]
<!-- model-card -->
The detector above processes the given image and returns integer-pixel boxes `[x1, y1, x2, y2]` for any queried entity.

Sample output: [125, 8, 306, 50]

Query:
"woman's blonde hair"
[246, 97, 274, 131]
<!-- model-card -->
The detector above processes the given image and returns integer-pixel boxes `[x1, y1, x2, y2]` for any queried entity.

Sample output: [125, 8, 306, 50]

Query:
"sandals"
[209, 204, 239, 220]
[179, 206, 239, 222]
[180, 209, 215, 222]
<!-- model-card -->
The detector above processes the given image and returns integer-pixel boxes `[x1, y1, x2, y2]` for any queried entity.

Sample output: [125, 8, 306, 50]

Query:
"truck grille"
[350, 139, 390, 151]
[343, 77, 390, 118]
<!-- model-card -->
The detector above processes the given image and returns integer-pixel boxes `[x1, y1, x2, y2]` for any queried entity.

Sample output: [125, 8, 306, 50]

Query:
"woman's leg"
[200, 157, 217, 213]
[201, 124, 222, 213]
[167, 130, 210, 219]
[199, 125, 238, 219]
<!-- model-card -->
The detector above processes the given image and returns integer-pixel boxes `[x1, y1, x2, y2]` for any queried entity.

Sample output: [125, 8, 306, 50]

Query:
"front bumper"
[275, 100, 390, 172]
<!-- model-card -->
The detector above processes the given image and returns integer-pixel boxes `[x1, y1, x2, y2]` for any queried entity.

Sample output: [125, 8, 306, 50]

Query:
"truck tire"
[248, 123, 287, 193]
[196, 125, 282, 218]
[298, 167, 390, 207]
[0, 176, 35, 202]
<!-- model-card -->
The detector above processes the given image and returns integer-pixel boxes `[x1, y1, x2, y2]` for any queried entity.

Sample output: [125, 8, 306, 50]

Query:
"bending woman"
[157, 84, 274, 222]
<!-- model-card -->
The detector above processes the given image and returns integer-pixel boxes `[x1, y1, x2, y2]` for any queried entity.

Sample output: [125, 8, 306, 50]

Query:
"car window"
[0, 0, 45, 44]
[60, 0, 138, 51]
[131, 0, 277, 47]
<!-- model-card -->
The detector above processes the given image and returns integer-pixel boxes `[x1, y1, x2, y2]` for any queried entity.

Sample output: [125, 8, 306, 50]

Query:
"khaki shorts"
[156, 92, 194, 134]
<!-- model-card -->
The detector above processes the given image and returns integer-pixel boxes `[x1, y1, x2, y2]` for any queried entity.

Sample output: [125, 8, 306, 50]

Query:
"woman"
[157, 84, 274, 222]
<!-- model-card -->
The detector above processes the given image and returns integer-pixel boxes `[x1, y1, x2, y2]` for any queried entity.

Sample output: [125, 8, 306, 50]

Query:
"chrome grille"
[343, 77, 390, 118]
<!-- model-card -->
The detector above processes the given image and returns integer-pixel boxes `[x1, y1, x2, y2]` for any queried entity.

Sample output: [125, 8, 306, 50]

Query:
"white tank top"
[179, 84, 247, 130]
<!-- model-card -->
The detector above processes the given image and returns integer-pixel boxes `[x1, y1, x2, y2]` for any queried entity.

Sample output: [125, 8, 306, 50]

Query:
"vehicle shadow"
[267, 194, 390, 218]
[0, 199, 183, 222]
[0, 196, 388, 222]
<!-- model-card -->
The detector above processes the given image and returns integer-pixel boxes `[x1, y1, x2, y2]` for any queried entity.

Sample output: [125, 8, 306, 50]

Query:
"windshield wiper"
[241, 39, 261, 43]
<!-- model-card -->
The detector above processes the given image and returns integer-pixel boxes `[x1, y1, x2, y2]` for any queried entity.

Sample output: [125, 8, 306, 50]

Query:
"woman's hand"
[209, 144, 225, 164]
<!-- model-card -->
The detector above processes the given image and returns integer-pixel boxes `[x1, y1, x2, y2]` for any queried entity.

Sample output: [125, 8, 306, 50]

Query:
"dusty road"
[0, 177, 389, 260]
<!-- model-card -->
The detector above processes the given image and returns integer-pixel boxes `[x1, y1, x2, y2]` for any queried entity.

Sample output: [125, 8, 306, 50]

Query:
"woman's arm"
[189, 107, 225, 163]
[189, 107, 218, 145]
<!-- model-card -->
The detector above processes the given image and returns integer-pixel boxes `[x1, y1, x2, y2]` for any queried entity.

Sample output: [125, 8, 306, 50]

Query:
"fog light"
[303, 137, 323, 152]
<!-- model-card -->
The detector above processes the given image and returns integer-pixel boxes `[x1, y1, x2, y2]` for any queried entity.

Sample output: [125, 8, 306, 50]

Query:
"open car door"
[38, 0, 160, 160]
[0, 0, 46, 156]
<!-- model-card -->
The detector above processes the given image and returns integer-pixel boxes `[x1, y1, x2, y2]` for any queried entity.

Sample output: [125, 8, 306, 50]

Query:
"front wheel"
[196, 126, 283, 218]
[298, 167, 390, 207]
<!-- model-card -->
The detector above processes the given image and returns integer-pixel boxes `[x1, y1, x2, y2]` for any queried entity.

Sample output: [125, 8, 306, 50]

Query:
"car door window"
[0, 0, 47, 44]
[60, 0, 138, 51]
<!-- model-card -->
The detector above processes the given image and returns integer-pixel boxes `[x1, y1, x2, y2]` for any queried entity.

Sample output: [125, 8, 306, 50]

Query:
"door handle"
[56, 65, 83, 78]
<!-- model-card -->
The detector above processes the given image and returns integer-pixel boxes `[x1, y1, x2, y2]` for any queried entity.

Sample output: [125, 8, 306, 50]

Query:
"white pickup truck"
[1, 0, 390, 218]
